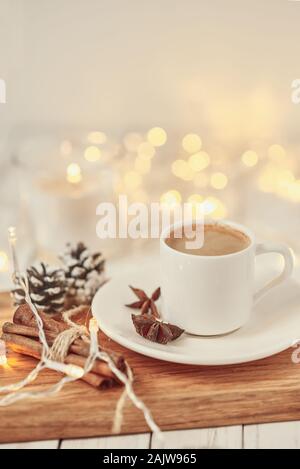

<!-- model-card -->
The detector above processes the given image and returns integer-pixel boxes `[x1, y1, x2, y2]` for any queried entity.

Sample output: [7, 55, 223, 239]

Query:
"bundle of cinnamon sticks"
[1, 304, 125, 390]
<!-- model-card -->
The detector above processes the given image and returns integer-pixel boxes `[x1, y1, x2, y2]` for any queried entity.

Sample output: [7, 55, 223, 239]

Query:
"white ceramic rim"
[160, 218, 256, 260]
[92, 279, 295, 365]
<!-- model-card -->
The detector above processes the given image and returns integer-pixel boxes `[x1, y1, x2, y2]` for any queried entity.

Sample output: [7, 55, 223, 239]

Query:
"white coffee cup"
[160, 220, 294, 336]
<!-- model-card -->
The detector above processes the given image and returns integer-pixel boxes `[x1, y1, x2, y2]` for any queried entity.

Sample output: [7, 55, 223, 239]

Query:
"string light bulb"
[201, 197, 227, 219]
[171, 159, 187, 177]
[0, 340, 7, 366]
[8, 226, 19, 281]
[137, 142, 155, 160]
[241, 151, 258, 167]
[84, 146, 101, 162]
[188, 152, 210, 172]
[182, 134, 202, 153]
[89, 318, 100, 355]
[66, 163, 82, 184]
[0, 230, 162, 439]
[89, 317, 99, 334]
[210, 172, 228, 190]
[45, 360, 84, 379]
[8, 226, 17, 244]
[171, 159, 194, 180]
[147, 127, 167, 147]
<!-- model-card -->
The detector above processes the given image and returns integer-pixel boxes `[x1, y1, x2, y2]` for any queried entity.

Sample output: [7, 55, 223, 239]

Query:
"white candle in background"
[30, 162, 112, 253]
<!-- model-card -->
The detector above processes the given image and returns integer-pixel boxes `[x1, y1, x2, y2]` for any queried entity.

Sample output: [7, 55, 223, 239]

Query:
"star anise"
[126, 286, 161, 318]
[132, 314, 184, 345]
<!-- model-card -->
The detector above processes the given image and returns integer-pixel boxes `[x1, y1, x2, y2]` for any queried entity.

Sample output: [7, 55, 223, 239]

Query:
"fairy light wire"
[1, 227, 163, 441]
[89, 317, 162, 438]
[8, 226, 19, 282]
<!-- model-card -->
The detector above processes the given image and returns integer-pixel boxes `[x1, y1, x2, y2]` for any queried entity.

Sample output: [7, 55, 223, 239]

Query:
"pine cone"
[60, 242, 106, 305]
[12, 263, 67, 314]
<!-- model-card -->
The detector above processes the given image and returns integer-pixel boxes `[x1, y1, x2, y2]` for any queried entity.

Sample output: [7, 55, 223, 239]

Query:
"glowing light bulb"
[210, 172, 228, 190]
[46, 359, 84, 379]
[88, 317, 99, 354]
[171, 159, 187, 177]
[0, 251, 8, 272]
[0, 340, 7, 365]
[201, 197, 227, 219]
[182, 134, 202, 153]
[89, 317, 99, 334]
[66, 163, 82, 184]
[241, 151, 258, 167]
[137, 142, 155, 160]
[201, 198, 216, 215]
[84, 145, 101, 162]
[147, 127, 167, 147]
[8, 226, 17, 243]
[87, 131, 107, 145]
[160, 190, 182, 207]
[171, 159, 194, 180]
[188, 152, 210, 172]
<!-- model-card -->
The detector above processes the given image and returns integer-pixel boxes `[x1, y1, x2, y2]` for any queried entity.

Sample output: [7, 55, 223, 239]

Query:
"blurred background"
[0, 0, 300, 286]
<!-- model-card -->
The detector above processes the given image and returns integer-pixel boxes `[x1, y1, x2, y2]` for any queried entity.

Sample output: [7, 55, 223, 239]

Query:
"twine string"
[49, 326, 86, 362]
[1, 227, 162, 439]
[0, 292, 162, 440]
[19, 276, 50, 361]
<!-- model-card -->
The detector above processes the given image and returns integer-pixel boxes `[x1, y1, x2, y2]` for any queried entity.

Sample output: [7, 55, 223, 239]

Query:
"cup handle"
[254, 242, 294, 305]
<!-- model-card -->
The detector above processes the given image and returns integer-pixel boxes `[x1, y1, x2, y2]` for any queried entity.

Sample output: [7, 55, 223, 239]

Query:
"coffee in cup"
[165, 223, 251, 256]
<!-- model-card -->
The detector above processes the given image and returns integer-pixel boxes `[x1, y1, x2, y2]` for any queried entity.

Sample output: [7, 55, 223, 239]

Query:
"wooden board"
[1, 293, 300, 444]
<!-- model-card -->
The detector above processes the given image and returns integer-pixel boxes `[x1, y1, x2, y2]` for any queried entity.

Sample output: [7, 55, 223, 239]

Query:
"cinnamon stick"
[12, 304, 126, 373]
[14, 304, 91, 331]
[2, 321, 125, 375]
[3, 322, 90, 354]
[1, 332, 116, 389]
[13, 304, 69, 334]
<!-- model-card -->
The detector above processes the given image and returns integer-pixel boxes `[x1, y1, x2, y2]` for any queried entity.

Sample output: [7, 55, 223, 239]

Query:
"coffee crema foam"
[165, 223, 251, 256]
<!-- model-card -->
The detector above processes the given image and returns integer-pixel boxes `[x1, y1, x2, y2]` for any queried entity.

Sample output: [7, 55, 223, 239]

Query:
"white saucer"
[92, 262, 300, 365]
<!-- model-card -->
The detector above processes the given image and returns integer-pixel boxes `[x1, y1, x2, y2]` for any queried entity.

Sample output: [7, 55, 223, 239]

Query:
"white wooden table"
[1, 422, 300, 449]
